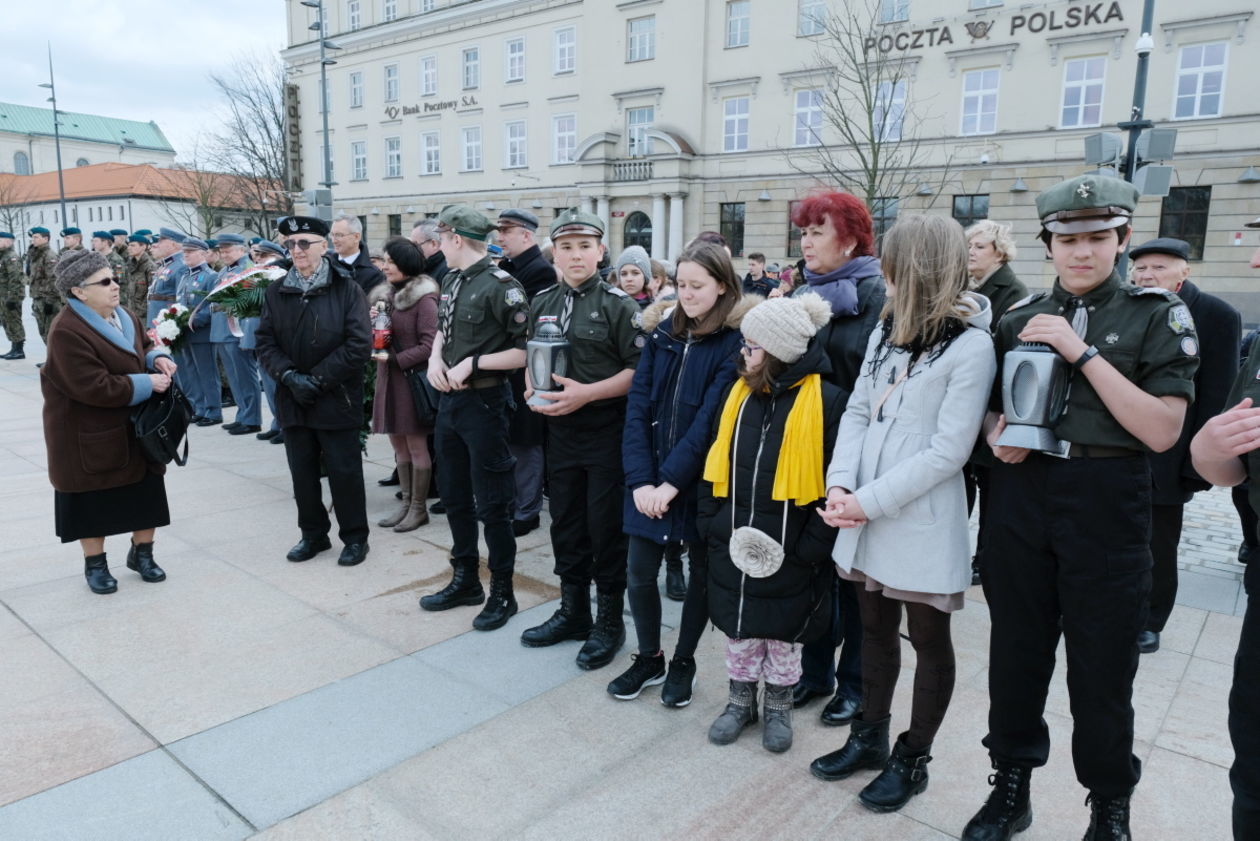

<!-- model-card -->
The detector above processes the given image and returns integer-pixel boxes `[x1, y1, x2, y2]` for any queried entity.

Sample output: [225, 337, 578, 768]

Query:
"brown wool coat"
[369, 276, 439, 436]
[41, 305, 166, 493]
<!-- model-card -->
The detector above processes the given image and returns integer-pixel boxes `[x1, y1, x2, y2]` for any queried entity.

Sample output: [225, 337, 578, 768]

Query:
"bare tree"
[149, 141, 237, 239]
[0, 175, 35, 248]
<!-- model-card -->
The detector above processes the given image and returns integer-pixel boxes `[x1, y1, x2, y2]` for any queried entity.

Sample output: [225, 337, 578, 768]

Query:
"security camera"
[980, 152, 990, 165]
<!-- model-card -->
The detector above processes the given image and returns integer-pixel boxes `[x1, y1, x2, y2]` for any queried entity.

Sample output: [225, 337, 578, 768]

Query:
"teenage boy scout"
[519, 209, 642, 670]
[0, 232, 25, 360]
[420, 204, 530, 632]
[963, 175, 1199, 841]
[26, 226, 58, 344]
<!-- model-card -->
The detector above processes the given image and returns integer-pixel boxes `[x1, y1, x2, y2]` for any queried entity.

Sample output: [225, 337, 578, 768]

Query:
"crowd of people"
[19, 171, 1260, 840]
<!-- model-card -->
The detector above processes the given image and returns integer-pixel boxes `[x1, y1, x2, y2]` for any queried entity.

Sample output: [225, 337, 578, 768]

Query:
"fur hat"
[54, 249, 110, 297]
[614, 245, 652, 286]
[740, 292, 831, 364]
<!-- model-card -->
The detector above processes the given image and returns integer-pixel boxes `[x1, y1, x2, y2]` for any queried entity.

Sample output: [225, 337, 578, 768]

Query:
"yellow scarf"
[703, 373, 825, 505]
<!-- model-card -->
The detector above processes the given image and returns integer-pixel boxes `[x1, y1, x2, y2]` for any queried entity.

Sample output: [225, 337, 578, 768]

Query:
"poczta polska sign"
[863, 1, 1124, 54]
[384, 95, 479, 120]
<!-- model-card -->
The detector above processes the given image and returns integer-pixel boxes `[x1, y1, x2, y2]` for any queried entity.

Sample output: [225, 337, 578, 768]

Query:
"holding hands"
[818, 486, 867, 529]
[633, 482, 679, 519]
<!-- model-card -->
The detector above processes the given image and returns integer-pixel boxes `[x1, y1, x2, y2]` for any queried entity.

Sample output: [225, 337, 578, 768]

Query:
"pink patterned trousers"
[725, 637, 803, 686]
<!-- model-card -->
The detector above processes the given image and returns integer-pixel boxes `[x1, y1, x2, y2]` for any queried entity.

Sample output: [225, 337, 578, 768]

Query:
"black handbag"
[404, 365, 440, 427]
[132, 384, 194, 466]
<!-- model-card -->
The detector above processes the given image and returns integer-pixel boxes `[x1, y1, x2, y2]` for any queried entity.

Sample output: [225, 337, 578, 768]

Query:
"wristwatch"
[1072, 345, 1099, 370]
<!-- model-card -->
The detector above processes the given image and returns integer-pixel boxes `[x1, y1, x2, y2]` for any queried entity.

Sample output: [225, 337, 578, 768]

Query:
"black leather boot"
[2, 341, 24, 360]
[576, 588, 625, 670]
[809, 715, 891, 781]
[858, 734, 932, 812]
[419, 560, 484, 611]
[664, 542, 686, 601]
[521, 582, 592, 647]
[472, 572, 517, 631]
[84, 553, 117, 594]
[961, 760, 1033, 841]
[126, 541, 166, 582]
[1082, 792, 1131, 841]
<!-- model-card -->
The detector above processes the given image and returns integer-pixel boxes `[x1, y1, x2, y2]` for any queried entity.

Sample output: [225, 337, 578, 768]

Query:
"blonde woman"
[965, 219, 1028, 320]
[811, 214, 996, 813]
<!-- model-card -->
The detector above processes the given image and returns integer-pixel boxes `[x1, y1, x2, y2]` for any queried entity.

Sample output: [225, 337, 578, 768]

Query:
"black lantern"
[996, 342, 1072, 454]
[526, 316, 570, 406]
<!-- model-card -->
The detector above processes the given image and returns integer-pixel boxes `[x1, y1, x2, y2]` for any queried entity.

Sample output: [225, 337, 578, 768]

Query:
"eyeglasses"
[740, 340, 762, 353]
[289, 238, 324, 251]
[329, 232, 354, 239]
[81, 276, 120, 288]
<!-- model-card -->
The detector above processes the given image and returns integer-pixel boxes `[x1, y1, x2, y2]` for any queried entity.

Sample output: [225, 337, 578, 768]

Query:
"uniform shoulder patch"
[605, 285, 629, 298]
[493, 269, 515, 282]
[1167, 302, 1195, 335]
[631, 310, 644, 330]
[1005, 291, 1048, 312]
[504, 286, 526, 306]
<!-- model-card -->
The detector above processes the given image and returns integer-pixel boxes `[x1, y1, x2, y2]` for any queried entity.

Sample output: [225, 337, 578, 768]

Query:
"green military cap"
[1036, 174, 1140, 235]
[436, 204, 495, 241]
[550, 207, 604, 240]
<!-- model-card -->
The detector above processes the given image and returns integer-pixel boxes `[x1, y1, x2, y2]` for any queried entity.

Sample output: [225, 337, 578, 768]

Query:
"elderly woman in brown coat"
[369, 236, 439, 531]
[41, 249, 179, 594]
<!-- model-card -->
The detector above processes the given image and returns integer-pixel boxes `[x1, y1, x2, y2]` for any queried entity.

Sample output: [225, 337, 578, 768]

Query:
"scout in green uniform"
[420, 204, 531, 632]
[962, 175, 1199, 841]
[518, 209, 643, 669]
[0, 232, 25, 359]
[123, 235, 155, 325]
[26, 226, 59, 345]
[91, 231, 128, 311]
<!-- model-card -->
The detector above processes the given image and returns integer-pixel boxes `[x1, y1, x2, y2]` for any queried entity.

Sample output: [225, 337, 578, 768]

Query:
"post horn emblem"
[964, 20, 993, 41]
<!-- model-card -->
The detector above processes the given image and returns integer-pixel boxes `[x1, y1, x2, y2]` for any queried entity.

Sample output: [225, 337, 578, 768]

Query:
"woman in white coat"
[810, 214, 997, 813]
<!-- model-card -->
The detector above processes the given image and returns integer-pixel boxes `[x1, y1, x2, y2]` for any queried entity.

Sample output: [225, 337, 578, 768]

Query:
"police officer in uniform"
[0, 232, 25, 360]
[177, 237, 223, 425]
[962, 175, 1199, 841]
[212, 233, 263, 435]
[146, 228, 187, 326]
[123, 234, 155, 325]
[420, 204, 530, 632]
[519, 209, 642, 669]
[26, 226, 59, 347]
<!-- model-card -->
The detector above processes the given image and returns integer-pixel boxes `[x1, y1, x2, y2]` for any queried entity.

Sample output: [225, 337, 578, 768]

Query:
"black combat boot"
[575, 588, 625, 670]
[84, 553, 117, 594]
[809, 715, 891, 781]
[858, 734, 932, 812]
[961, 760, 1033, 841]
[472, 572, 517, 631]
[126, 541, 166, 582]
[419, 560, 484, 611]
[1082, 792, 1131, 841]
[2, 341, 24, 360]
[521, 582, 592, 647]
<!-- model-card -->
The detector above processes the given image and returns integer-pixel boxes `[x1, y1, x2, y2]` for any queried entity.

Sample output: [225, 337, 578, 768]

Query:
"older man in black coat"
[330, 214, 385, 293]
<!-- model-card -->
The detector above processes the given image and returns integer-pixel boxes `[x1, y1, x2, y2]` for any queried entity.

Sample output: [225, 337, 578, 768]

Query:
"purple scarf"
[803, 256, 880, 317]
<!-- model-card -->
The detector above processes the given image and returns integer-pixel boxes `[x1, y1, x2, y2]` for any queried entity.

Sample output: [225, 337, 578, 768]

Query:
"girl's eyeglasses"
[740, 340, 762, 354]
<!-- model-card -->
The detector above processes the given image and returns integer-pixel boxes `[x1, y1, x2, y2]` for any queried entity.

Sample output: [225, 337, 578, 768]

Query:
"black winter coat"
[341, 241, 386, 294]
[500, 244, 557, 299]
[976, 263, 1028, 327]
[423, 249, 449, 285]
[698, 340, 842, 643]
[808, 273, 886, 406]
[255, 256, 373, 430]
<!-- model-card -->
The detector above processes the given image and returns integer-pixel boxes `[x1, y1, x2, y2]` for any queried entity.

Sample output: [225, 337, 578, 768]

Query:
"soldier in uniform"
[146, 228, 187, 326]
[177, 237, 223, 425]
[60, 227, 84, 253]
[91, 231, 128, 311]
[0, 232, 25, 360]
[26, 226, 59, 347]
[420, 204, 530, 632]
[212, 233, 263, 435]
[123, 234, 155, 325]
[110, 229, 128, 258]
[962, 175, 1199, 841]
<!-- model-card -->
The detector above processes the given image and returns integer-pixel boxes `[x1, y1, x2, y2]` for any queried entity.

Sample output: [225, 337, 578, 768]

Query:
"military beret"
[253, 240, 286, 257]
[127, 234, 149, 244]
[1036, 175, 1139, 235]
[550, 208, 605, 240]
[134, 229, 153, 237]
[1129, 237, 1191, 262]
[29, 226, 50, 236]
[61, 227, 82, 236]
[92, 230, 113, 241]
[181, 237, 209, 250]
[436, 204, 494, 241]
[0, 232, 13, 240]
[249, 236, 264, 245]
[276, 215, 330, 237]
[205, 238, 220, 249]
[497, 208, 539, 232]
[109, 229, 128, 237]
[217, 233, 246, 246]
[157, 227, 186, 243]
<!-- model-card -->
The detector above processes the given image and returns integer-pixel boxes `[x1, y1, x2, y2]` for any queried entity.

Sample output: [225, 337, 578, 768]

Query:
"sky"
[0, 0, 290, 161]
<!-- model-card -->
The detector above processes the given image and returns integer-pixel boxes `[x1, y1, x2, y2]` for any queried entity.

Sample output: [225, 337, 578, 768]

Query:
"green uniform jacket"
[0, 248, 23, 301]
[27, 244, 56, 299]
[105, 251, 127, 308]
[992, 271, 1199, 451]
[125, 254, 155, 316]
[437, 255, 530, 368]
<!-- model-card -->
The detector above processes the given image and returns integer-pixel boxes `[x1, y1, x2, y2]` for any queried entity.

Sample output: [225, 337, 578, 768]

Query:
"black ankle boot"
[858, 734, 932, 812]
[664, 542, 686, 601]
[809, 715, 891, 781]
[419, 561, 484, 611]
[1082, 792, 1131, 840]
[84, 553, 117, 594]
[473, 572, 517, 631]
[521, 582, 592, 647]
[126, 541, 166, 582]
[576, 588, 625, 670]
[961, 760, 1033, 841]
[2, 341, 24, 360]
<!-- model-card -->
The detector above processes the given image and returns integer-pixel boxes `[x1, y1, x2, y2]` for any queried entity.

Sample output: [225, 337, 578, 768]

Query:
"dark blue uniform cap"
[0, 231, 14, 240]
[158, 228, 186, 243]
[127, 234, 149, 244]
[92, 230, 112, 241]
[217, 233, 247, 246]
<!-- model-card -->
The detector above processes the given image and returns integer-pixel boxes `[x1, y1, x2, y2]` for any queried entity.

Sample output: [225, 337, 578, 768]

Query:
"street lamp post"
[299, 0, 341, 211]
[38, 43, 68, 232]
[1116, 0, 1157, 275]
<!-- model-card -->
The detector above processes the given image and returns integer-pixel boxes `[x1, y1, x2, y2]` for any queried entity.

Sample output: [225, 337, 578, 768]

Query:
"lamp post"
[299, 0, 341, 204]
[37, 43, 68, 231]
[1116, 0, 1157, 275]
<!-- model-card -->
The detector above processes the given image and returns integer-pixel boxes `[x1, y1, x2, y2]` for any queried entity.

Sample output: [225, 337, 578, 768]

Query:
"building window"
[461, 126, 483, 171]
[723, 97, 750, 152]
[794, 89, 822, 147]
[346, 0, 361, 31]
[970, 0, 1002, 8]
[961, 68, 999, 136]
[952, 194, 990, 228]
[625, 211, 653, 252]
[1174, 42, 1227, 120]
[107, 206, 113, 221]
[798, 0, 826, 36]
[1159, 186, 1211, 260]
[119, 205, 125, 219]
[1060, 57, 1105, 128]
[421, 131, 441, 175]
[505, 121, 528, 168]
[505, 38, 525, 83]
[787, 200, 803, 258]
[13, 151, 30, 175]
[720, 203, 746, 258]
[726, 1, 750, 48]
[553, 114, 577, 164]
[384, 64, 399, 103]
[872, 197, 899, 246]
[880, 0, 909, 23]
[874, 80, 906, 142]
[351, 141, 367, 181]
[88, 207, 94, 222]
[349, 71, 363, 108]
[627, 16, 656, 62]
[421, 0, 434, 10]
[554, 26, 576, 74]
[388, 213, 402, 236]
[421, 56, 437, 96]
[463, 47, 480, 89]
[385, 136, 402, 177]
[627, 106, 654, 157]
[383, 0, 397, 22]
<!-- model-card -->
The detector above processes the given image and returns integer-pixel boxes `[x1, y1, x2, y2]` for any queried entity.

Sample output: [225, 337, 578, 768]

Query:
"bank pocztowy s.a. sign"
[383, 95, 480, 121]
[864, 1, 1124, 54]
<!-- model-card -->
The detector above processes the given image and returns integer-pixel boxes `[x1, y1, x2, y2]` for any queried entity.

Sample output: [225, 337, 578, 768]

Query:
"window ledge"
[944, 42, 1019, 76]
[1046, 28, 1128, 64]
[1160, 12, 1252, 51]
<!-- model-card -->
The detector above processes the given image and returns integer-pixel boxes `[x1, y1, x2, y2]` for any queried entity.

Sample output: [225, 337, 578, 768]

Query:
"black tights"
[855, 586, 956, 751]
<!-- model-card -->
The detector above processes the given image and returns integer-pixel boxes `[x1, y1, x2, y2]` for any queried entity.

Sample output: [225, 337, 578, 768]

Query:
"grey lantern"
[996, 342, 1072, 453]
[526, 316, 570, 407]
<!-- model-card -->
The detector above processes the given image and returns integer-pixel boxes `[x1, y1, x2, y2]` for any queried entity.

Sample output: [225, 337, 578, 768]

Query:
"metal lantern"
[526, 316, 570, 406]
[996, 342, 1072, 454]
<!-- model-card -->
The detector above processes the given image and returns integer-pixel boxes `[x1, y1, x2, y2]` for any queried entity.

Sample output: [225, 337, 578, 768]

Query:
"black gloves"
[281, 370, 323, 407]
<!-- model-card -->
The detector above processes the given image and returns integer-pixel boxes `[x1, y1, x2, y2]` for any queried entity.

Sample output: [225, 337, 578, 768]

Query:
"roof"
[0, 102, 174, 153]
[0, 162, 281, 209]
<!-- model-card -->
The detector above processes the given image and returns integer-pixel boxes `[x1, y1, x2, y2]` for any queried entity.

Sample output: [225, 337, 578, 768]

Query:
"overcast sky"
[1, 0, 289, 161]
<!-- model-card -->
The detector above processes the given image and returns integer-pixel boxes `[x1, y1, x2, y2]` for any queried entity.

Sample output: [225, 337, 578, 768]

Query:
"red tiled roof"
[0, 162, 280, 208]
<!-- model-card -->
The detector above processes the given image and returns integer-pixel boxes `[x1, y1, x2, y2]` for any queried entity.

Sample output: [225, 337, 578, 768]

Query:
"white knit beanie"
[740, 292, 832, 364]
[614, 245, 652, 284]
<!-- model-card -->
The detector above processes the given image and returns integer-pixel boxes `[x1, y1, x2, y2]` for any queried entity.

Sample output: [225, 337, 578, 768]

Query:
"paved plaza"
[0, 309, 1246, 840]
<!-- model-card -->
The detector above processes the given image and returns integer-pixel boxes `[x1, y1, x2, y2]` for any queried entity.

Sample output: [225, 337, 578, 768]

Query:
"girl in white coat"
[811, 214, 997, 813]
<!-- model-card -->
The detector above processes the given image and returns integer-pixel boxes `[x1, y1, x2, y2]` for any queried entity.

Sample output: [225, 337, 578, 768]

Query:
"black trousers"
[434, 384, 516, 575]
[283, 425, 368, 545]
[1146, 503, 1184, 633]
[799, 570, 863, 700]
[1233, 560, 1260, 837]
[1235, 483, 1259, 550]
[981, 454, 1151, 798]
[545, 402, 627, 591]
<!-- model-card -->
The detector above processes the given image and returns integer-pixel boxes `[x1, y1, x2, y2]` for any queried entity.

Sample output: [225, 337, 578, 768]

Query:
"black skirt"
[55, 470, 170, 543]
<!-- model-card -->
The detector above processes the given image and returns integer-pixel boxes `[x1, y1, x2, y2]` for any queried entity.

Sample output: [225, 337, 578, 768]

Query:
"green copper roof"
[0, 102, 174, 153]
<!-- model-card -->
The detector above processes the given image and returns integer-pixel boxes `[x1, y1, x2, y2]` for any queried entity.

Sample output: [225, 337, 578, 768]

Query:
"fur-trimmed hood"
[367, 275, 439, 311]
[640, 292, 764, 334]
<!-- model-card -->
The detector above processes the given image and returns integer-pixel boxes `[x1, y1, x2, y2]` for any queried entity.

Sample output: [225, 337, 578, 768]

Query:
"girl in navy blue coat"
[607, 243, 758, 706]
